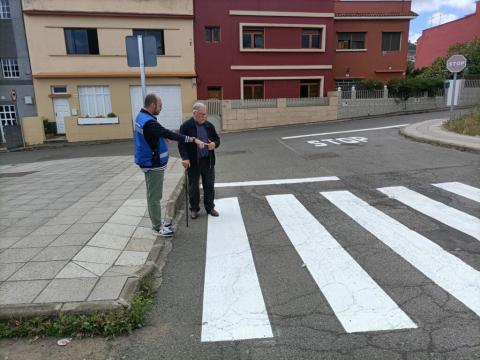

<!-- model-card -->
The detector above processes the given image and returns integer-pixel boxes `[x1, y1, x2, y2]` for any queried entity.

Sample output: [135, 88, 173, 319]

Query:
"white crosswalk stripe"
[200, 182, 480, 342]
[378, 186, 480, 241]
[433, 181, 480, 203]
[267, 194, 416, 333]
[201, 197, 273, 342]
[321, 190, 480, 317]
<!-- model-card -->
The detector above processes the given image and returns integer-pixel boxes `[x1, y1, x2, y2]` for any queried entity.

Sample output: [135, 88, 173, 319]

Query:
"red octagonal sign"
[446, 54, 467, 73]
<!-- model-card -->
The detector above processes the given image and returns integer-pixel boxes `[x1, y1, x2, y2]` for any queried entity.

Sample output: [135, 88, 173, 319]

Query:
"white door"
[53, 98, 70, 134]
[130, 85, 183, 130]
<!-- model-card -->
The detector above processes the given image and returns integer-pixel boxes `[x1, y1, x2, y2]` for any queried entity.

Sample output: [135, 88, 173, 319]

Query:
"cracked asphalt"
[1, 109, 479, 359]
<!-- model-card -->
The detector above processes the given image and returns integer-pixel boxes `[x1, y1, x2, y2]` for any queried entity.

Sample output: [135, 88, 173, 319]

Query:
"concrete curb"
[0, 172, 186, 321]
[400, 119, 480, 154]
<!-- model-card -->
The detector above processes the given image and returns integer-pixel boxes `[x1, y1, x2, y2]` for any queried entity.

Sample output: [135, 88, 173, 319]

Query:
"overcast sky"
[409, 0, 477, 43]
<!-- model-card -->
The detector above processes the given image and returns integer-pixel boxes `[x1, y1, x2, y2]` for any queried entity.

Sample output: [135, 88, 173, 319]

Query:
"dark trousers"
[188, 157, 215, 213]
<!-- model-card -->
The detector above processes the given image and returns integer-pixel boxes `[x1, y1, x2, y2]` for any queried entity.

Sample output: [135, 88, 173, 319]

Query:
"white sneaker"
[152, 226, 174, 237]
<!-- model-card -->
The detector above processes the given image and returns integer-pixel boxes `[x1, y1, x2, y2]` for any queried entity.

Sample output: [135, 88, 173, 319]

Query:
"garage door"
[130, 85, 183, 130]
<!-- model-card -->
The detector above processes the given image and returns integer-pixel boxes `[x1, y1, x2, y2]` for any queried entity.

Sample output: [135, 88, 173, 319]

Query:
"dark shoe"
[191, 211, 199, 219]
[208, 209, 219, 217]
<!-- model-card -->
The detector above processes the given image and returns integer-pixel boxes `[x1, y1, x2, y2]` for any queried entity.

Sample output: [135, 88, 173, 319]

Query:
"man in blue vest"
[134, 94, 205, 237]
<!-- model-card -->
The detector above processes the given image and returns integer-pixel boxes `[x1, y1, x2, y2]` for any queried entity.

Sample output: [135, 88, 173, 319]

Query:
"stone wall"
[221, 96, 337, 132]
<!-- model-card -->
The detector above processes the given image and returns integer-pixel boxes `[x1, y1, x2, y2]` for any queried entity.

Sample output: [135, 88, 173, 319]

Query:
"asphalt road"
[112, 110, 480, 359]
[1, 109, 479, 360]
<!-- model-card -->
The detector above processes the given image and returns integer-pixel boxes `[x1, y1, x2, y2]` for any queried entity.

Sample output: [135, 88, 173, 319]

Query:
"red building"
[333, 0, 416, 89]
[194, 0, 335, 100]
[416, 2, 480, 69]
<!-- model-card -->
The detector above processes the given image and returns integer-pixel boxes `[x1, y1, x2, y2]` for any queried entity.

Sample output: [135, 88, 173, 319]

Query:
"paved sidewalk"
[401, 118, 480, 152]
[0, 156, 184, 318]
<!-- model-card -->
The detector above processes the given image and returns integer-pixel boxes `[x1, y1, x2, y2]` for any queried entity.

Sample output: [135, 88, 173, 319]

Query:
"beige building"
[22, 0, 196, 142]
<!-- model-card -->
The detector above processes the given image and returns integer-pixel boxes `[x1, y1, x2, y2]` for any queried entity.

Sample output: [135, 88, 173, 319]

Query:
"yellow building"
[22, 0, 196, 142]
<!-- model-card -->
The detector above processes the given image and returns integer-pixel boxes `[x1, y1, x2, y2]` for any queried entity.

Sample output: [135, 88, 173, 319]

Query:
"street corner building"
[20, 0, 197, 145]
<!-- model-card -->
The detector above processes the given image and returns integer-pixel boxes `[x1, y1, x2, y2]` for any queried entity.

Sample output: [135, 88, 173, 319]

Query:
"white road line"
[433, 182, 480, 203]
[215, 176, 340, 188]
[378, 186, 480, 241]
[201, 197, 273, 342]
[267, 194, 416, 333]
[321, 190, 480, 317]
[281, 124, 409, 140]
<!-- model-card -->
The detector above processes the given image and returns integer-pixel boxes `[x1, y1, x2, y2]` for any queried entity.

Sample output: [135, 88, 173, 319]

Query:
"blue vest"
[134, 111, 169, 168]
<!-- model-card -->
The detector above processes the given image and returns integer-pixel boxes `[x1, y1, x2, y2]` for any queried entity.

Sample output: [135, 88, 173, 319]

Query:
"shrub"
[387, 77, 444, 100]
[358, 79, 383, 90]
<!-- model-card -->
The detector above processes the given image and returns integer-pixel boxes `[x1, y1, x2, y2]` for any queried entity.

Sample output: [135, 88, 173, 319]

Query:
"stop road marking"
[307, 136, 368, 147]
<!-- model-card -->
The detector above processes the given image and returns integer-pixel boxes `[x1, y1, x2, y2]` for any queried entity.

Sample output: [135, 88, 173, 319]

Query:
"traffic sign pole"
[137, 35, 147, 103]
[446, 54, 467, 121]
[449, 72, 457, 121]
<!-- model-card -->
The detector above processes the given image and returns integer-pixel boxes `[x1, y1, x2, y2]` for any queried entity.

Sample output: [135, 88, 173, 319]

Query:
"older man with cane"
[178, 102, 220, 219]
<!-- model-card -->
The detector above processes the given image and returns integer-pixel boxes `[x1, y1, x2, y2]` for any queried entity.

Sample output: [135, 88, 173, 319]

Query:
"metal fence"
[464, 79, 480, 88]
[231, 98, 278, 109]
[204, 99, 222, 116]
[355, 89, 384, 99]
[341, 87, 445, 100]
[286, 97, 329, 107]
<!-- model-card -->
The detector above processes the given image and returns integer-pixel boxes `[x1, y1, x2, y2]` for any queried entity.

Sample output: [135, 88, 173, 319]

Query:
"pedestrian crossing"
[200, 181, 480, 342]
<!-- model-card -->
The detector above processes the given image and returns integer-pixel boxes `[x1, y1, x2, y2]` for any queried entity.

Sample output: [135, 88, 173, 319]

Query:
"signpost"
[125, 35, 157, 102]
[446, 54, 467, 120]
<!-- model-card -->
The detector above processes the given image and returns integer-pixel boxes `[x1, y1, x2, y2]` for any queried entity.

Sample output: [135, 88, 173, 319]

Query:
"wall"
[221, 96, 337, 131]
[333, 19, 409, 82]
[22, 16, 195, 76]
[21, 116, 45, 145]
[194, 0, 335, 99]
[22, 0, 193, 15]
[416, 3, 480, 68]
[337, 86, 480, 119]
[64, 117, 131, 142]
[33, 77, 197, 138]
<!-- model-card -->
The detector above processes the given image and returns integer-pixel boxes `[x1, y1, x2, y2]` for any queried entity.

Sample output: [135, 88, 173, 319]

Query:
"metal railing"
[464, 79, 480, 88]
[204, 99, 222, 116]
[286, 97, 329, 107]
[355, 89, 384, 99]
[231, 98, 277, 109]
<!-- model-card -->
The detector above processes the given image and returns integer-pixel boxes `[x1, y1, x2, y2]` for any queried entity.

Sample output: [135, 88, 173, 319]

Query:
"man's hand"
[207, 140, 216, 151]
[182, 160, 190, 169]
[195, 138, 205, 149]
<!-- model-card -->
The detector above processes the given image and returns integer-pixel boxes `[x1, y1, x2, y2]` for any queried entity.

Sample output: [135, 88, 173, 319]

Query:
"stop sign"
[446, 54, 467, 73]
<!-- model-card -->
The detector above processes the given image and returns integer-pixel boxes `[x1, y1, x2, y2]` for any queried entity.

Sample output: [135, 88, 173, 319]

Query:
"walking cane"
[185, 170, 189, 227]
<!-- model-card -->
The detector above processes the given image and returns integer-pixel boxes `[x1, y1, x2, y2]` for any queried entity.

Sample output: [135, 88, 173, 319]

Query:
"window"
[300, 81, 320, 98]
[335, 79, 361, 91]
[207, 86, 223, 99]
[0, 105, 17, 126]
[64, 28, 99, 55]
[302, 29, 322, 49]
[382, 32, 401, 51]
[0, 0, 10, 19]
[51, 86, 67, 94]
[243, 28, 264, 49]
[243, 81, 264, 99]
[133, 29, 165, 55]
[337, 32, 366, 50]
[1, 58, 19, 78]
[205, 26, 220, 43]
[78, 86, 112, 117]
